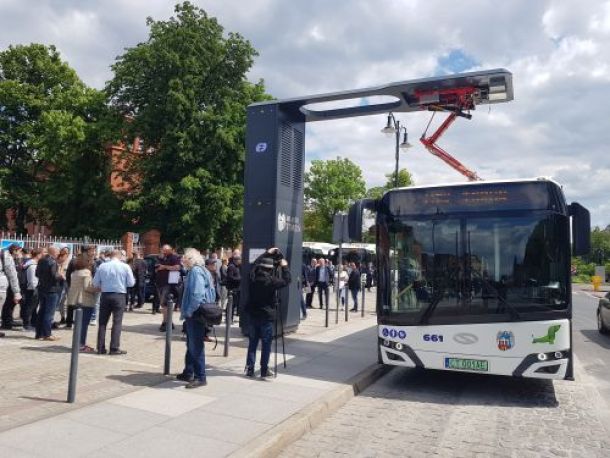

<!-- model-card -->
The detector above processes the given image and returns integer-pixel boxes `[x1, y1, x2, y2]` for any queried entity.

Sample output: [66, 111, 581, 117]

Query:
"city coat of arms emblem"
[497, 331, 514, 351]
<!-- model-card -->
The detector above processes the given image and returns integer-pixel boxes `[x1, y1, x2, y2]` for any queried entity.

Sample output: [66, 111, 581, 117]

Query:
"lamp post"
[381, 113, 412, 188]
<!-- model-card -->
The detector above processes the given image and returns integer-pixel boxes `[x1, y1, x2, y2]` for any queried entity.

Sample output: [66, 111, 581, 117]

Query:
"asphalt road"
[282, 288, 610, 458]
[572, 288, 610, 402]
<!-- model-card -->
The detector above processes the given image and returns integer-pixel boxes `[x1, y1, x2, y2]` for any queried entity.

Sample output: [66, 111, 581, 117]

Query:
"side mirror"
[569, 202, 590, 256]
[348, 199, 376, 242]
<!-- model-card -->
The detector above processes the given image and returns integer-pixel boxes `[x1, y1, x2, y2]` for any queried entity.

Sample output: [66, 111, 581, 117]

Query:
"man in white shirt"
[93, 250, 135, 355]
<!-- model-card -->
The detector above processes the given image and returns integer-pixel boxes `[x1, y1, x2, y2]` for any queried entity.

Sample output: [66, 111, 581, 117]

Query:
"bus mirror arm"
[348, 199, 376, 242]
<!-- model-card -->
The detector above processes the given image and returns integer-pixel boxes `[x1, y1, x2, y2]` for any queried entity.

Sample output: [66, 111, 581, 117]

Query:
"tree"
[0, 43, 123, 236]
[304, 158, 366, 241]
[366, 168, 414, 199]
[107, 2, 269, 248]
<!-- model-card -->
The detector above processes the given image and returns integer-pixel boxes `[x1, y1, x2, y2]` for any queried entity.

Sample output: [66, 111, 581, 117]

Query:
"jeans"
[36, 292, 60, 338]
[21, 289, 38, 328]
[350, 288, 359, 310]
[77, 306, 94, 346]
[183, 317, 206, 381]
[246, 318, 273, 374]
[1, 288, 17, 328]
[97, 293, 126, 351]
[230, 289, 240, 317]
[317, 282, 329, 308]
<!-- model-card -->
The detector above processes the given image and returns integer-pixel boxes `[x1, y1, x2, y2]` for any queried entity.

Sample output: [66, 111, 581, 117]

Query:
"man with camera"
[245, 247, 291, 379]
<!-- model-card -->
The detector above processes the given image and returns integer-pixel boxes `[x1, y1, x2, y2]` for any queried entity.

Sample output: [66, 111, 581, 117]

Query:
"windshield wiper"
[477, 279, 521, 321]
[418, 291, 444, 325]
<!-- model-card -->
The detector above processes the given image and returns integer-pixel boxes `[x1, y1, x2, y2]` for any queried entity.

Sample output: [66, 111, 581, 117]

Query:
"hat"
[205, 258, 216, 266]
[258, 257, 275, 269]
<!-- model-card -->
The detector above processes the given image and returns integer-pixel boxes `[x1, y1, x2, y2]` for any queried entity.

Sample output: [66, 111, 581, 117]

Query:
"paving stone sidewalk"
[0, 292, 379, 457]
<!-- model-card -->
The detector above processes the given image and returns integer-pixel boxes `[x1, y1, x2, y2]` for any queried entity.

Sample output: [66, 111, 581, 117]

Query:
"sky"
[1, 0, 609, 226]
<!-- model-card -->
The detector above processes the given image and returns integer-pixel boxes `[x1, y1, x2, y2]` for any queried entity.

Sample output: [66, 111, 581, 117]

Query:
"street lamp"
[381, 112, 412, 188]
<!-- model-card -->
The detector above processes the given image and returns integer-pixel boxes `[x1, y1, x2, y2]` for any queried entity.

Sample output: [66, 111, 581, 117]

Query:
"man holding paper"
[155, 244, 183, 332]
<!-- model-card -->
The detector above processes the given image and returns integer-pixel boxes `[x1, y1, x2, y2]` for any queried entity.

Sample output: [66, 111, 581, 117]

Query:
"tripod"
[274, 269, 287, 378]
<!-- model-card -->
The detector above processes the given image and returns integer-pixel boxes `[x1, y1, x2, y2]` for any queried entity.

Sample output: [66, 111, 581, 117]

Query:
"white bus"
[348, 178, 590, 380]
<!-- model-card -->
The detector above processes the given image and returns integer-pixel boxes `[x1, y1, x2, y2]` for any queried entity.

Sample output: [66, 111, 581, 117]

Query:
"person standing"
[245, 248, 291, 379]
[1, 244, 23, 330]
[132, 252, 147, 309]
[66, 255, 97, 352]
[93, 250, 135, 355]
[35, 246, 64, 341]
[226, 252, 242, 321]
[219, 258, 229, 311]
[300, 263, 308, 320]
[21, 248, 43, 331]
[0, 244, 23, 337]
[176, 248, 216, 388]
[155, 245, 182, 332]
[348, 262, 361, 312]
[315, 259, 330, 309]
[56, 247, 71, 326]
[304, 258, 316, 309]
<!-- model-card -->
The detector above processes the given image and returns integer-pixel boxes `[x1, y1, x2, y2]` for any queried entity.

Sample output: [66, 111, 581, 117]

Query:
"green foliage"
[107, 1, 269, 248]
[304, 157, 366, 242]
[366, 168, 414, 199]
[0, 43, 124, 236]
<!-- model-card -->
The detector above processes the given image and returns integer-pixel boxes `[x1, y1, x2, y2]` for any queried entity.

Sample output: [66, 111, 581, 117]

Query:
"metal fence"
[0, 231, 124, 254]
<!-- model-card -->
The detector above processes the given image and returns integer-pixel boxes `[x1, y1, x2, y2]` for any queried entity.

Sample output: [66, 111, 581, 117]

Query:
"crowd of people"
[0, 241, 374, 388]
[300, 257, 375, 317]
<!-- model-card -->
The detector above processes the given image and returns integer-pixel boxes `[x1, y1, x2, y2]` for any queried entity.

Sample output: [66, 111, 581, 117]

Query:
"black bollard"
[67, 308, 83, 403]
[223, 292, 232, 357]
[164, 295, 174, 375]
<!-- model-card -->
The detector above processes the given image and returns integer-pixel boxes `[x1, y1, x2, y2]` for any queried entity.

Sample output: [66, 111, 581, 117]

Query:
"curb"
[228, 363, 392, 458]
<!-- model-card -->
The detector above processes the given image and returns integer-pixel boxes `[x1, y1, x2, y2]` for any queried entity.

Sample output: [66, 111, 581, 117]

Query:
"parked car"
[597, 292, 610, 334]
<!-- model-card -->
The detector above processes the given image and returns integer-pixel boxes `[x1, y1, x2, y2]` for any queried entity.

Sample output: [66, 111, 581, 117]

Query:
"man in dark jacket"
[35, 246, 64, 341]
[304, 258, 317, 309]
[348, 262, 361, 312]
[226, 253, 242, 320]
[132, 252, 147, 309]
[245, 248, 291, 379]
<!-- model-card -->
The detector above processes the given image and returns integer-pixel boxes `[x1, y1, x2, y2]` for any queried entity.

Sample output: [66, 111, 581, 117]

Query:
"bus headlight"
[537, 353, 548, 361]
[395, 342, 403, 351]
[554, 351, 563, 359]
[383, 339, 390, 347]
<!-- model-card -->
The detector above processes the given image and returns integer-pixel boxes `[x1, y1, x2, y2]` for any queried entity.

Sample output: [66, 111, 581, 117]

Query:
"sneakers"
[176, 373, 194, 382]
[260, 368, 275, 379]
[186, 379, 207, 389]
[109, 349, 127, 356]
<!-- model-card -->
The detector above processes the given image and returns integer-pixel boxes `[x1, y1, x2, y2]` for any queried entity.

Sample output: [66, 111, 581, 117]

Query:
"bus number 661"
[424, 334, 443, 342]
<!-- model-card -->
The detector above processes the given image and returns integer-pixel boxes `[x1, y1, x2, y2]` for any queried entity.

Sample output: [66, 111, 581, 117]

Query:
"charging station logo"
[278, 213, 287, 232]
[255, 142, 267, 153]
[277, 212, 301, 233]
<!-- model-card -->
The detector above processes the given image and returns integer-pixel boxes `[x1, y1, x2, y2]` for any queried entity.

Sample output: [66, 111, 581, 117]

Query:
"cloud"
[1, 0, 609, 226]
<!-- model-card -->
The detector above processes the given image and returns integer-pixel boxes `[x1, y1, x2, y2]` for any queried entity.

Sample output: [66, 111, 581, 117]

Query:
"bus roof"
[387, 177, 562, 195]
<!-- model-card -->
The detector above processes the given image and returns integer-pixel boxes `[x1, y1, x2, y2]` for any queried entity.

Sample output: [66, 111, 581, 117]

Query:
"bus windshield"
[383, 213, 569, 324]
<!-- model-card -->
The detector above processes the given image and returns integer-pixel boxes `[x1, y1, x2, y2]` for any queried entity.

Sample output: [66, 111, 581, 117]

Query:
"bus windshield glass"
[384, 213, 569, 324]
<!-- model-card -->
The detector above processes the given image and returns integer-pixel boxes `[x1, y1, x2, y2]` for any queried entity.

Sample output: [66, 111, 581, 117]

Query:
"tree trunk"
[15, 202, 27, 234]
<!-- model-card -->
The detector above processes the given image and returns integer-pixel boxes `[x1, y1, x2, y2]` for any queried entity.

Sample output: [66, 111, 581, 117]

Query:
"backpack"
[17, 262, 29, 291]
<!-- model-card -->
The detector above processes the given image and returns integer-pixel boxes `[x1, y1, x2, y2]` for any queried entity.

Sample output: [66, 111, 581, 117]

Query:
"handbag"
[195, 302, 223, 325]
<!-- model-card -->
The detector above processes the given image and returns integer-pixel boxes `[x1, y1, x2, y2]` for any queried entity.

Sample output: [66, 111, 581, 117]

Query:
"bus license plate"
[444, 357, 489, 372]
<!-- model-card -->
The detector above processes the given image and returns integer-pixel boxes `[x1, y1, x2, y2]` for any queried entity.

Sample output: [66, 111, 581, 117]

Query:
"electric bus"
[348, 178, 590, 380]
[328, 243, 376, 267]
